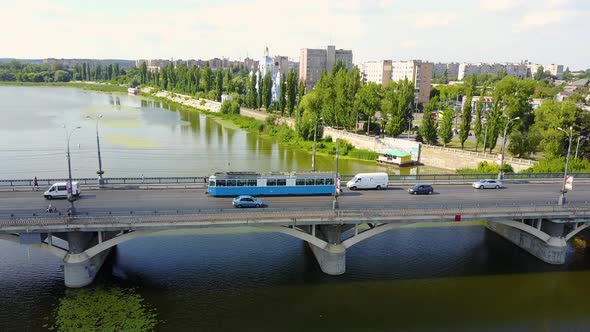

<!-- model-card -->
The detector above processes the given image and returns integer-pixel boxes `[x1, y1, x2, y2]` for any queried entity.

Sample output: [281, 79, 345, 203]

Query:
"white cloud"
[546, 0, 569, 8]
[479, 0, 523, 12]
[415, 13, 457, 30]
[514, 10, 566, 30]
[400, 40, 418, 49]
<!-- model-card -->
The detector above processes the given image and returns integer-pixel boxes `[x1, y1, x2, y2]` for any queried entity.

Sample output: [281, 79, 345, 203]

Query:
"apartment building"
[299, 45, 353, 91]
[433, 62, 459, 80]
[391, 60, 433, 105]
[360, 60, 432, 105]
[361, 60, 392, 85]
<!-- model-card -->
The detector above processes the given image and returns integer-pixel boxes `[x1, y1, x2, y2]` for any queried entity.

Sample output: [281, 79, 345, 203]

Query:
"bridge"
[1, 180, 590, 288]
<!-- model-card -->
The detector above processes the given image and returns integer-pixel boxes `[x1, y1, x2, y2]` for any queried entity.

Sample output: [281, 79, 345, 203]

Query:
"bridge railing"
[2, 199, 590, 220]
[1, 173, 590, 189]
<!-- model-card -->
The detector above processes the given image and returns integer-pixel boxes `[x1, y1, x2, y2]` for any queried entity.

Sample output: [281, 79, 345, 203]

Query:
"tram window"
[209, 180, 216, 187]
[276, 179, 286, 186]
[237, 179, 247, 187]
[267, 179, 277, 186]
[216, 180, 226, 187]
[316, 178, 325, 185]
[326, 178, 334, 185]
[227, 179, 236, 186]
[296, 179, 305, 186]
[306, 178, 315, 185]
[248, 179, 257, 186]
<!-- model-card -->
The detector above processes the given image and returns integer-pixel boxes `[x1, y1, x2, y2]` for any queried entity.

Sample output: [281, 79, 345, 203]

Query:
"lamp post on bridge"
[86, 115, 105, 185]
[498, 116, 520, 180]
[63, 125, 82, 215]
[557, 126, 573, 206]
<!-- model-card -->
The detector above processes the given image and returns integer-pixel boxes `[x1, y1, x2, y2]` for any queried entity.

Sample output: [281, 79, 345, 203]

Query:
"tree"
[247, 72, 257, 108]
[296, 90, 323, 140]
[297, 79, 305, 107]
[534, 66, 545, 81]
[286, 69, 297, 116]
[139, 62, 148, 84]
[220, 100, 240, 115]
[459, 95, 473, 149]
[381, 79, 415, 137]
[262, 72, 272, 109]
[354, 82, 382, 135]
[439, 106, 454, 147]
[508, 128, 541, 158]
[530, 100, 580, 158]
[279, 74, 287, 116]
[200, 63, 212, 92]
[257, 71, 263, 109]
[474, 85, 487, 152]
[213, 69, 223, 101]
[54, 70, 71, 82]
[420, 97, 439, 145]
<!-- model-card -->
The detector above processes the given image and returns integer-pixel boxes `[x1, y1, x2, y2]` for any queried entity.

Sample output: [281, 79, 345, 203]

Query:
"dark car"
[408, 184, 434, 195]
[232, 195, 264, 208]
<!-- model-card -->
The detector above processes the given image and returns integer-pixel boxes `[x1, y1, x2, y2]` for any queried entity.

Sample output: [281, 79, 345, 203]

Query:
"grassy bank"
[0, 81, 127, 93]
[145, 92, 379, 162]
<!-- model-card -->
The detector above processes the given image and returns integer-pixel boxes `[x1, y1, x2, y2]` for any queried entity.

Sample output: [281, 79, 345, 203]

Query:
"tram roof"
[211, 171, 336, 179]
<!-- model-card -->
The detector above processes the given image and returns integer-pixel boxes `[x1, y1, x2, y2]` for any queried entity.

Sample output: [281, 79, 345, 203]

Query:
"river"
[1, 86, 590, 331]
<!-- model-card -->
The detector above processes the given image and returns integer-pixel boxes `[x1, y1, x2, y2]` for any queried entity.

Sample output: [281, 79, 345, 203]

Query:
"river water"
[1, 86, 590, 331]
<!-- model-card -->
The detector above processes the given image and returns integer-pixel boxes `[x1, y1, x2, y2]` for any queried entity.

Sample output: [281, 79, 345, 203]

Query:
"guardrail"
[3, 200, 590, 220]
[1, 173, 590, 189]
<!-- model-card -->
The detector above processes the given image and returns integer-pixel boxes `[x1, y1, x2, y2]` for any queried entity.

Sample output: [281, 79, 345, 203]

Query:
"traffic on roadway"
[0, 182, 588, 217]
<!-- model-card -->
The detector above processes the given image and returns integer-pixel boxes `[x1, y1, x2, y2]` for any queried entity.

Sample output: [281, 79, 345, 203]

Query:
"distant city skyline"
[3, 0, 589, 70]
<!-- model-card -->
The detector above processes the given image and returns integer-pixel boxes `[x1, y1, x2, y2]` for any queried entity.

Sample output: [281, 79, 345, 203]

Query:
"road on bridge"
[0, 183, 589, 216]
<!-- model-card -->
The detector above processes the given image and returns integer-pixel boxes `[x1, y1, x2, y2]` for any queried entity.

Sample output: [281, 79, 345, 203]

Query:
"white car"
[472, 179, 503, 189]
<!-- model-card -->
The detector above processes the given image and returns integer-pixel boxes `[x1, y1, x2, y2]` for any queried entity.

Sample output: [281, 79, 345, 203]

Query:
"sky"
[3, 0, 589, 70]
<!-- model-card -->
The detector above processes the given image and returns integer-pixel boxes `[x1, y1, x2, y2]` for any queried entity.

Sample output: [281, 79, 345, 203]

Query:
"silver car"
[472, 179, 503, 189]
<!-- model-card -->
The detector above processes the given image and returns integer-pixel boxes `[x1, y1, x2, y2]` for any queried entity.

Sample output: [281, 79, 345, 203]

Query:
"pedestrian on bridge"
[33, 177, 38, 191]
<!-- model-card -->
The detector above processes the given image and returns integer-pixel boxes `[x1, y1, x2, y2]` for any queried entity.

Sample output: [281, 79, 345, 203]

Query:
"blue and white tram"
[207, 171, 337, 196]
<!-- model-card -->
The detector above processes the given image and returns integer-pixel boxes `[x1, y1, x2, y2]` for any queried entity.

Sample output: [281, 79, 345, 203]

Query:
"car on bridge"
[232, 195, 264, 208]
[408, 184, 434, 195]
[472, 179, 503, 189]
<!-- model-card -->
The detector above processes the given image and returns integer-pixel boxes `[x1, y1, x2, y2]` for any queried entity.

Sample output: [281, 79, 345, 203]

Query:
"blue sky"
[3, 0, 589, 69]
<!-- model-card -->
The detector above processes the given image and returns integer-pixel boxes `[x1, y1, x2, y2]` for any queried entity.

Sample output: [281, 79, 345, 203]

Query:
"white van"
[346, 172, 388, 190]
[44, 182, 81, 200]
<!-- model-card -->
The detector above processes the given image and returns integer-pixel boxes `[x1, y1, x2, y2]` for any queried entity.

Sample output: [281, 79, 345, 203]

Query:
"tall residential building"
[259, 47, 274, 76]
[360, 60, 392, 85]
[432, 62, 459, 80]
[390, 60, 433, 105]
[299, 45, 353, 91]
[272, 55, 289, 76]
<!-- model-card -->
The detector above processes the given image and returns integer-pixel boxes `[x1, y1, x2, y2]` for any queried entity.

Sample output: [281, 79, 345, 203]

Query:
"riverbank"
[141, 88, 383, 163]
[0, 81, 128, 93]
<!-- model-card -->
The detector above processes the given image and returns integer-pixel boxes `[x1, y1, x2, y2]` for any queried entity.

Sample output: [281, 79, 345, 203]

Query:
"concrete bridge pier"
[63, 231, 112, 288]
[307, 225, 346, 275]
[486, 219, 567, 264]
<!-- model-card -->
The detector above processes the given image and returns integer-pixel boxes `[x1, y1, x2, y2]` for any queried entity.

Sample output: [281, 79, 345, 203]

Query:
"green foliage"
[382, 78, 414, 137]
[459, 95, 473, 149]
[523, 157, 590, 173]
[220, 100, 240, 115]
[439, 107, 454, 147]
[354, 82, 382, 135]
[456, 161, 514, 174]
[530, 100, 581, 158]
[48, 288, 158, 332]
[262, 72, 272, 109]
[507, 128, 542, 158]
[420, 96, 439, 145]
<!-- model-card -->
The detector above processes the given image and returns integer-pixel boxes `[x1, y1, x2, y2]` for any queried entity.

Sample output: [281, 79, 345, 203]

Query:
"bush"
[220, 100, 240, 115]
[456, 161, 513, 174]
[523, 157, 590, 173]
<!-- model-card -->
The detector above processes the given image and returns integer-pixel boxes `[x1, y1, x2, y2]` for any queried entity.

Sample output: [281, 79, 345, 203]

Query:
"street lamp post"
[333, 141, 340, 209]
[557, 126, 573, 205]
[63, 125, 82, 215]
[575, 135, 587, 160]
[498, 116, 520, 180]
[86, 115, 105, 185]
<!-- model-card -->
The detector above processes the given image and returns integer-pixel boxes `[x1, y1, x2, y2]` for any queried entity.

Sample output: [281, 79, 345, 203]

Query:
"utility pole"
[86, 115, 105, 185]
[557, 126, 573, 205]
[63, 125, 82, 215]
